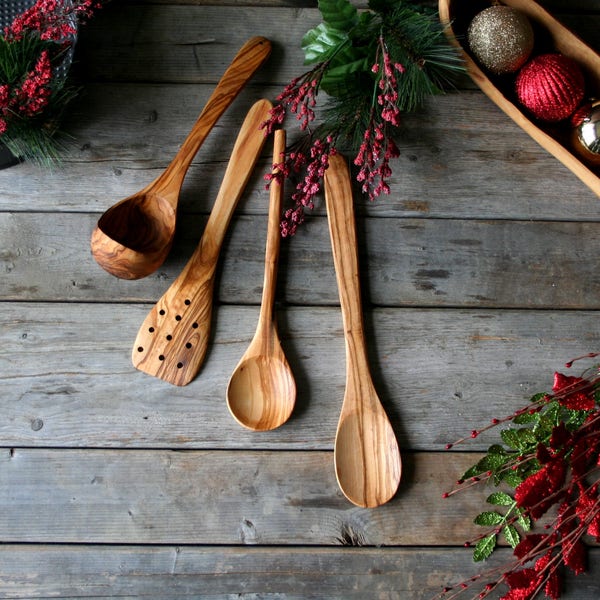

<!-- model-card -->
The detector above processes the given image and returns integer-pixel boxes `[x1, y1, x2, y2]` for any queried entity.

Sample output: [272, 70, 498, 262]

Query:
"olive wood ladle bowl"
[90, 36, 271, 279]
[226, 129, 296, 430]
[324, 153, 402, 508]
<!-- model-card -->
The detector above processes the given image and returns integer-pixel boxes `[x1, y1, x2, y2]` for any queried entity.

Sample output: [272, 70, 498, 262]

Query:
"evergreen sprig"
[301, 0, 464, 143]
[262, 0, 465, 235]
[0, 32, 76, 166]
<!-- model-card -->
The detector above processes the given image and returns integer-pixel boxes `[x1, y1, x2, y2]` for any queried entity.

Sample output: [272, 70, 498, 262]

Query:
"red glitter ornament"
[515, 53, 585, 122]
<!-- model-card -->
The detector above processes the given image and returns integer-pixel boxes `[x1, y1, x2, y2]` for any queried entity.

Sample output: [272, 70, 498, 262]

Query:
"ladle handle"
[187, 99, 272, 273]
[324, 153, 370, 372]
[156, 37, 272, 201]
[258, 129, 286, 328]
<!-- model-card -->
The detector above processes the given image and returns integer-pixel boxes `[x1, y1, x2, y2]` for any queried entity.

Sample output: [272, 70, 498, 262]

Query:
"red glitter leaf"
[552, 372, 595, 411]
[514, 534, 547, 559]
[536, 442, 554, 464]
[501, 568, 539, 600]
[563, 539, 586, 575]
[515, 459, 566, 519]
[545, 571, 562, 600]
[588, 513, 600, 540]
[549, 422, 571, 451]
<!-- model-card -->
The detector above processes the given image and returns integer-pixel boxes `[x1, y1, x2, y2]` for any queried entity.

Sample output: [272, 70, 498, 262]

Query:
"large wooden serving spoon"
[91, 36, 271, 280]
[324, 153, 401, 508]
[226, 129, 296, 430]
[132, 99, 272, 386]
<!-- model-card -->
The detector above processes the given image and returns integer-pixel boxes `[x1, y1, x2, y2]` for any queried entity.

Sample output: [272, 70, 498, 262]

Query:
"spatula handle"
[186, 98, 272, 274]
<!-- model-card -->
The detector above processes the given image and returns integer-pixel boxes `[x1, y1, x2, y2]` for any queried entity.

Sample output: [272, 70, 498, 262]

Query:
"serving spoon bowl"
[90, 36, 272, 280]
[226, 130, 296, 430]
[324, 153, 402, 508]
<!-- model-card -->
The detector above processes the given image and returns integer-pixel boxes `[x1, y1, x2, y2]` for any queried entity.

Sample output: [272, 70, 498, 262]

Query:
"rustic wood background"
[1, 0, 599, 597]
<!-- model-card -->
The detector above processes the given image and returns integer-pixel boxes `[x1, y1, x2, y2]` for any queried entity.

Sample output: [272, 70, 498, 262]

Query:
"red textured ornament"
[515, 53, 585, 122]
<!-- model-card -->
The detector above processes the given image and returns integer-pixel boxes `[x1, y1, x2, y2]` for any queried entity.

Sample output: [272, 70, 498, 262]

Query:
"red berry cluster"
[0, 1, 104, 149]
[262, 34, 406, 236]
[5, 0, 102, 43]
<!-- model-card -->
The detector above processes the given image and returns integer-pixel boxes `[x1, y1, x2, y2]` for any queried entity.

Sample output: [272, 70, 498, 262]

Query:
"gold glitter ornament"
[468, 5, 534, 75]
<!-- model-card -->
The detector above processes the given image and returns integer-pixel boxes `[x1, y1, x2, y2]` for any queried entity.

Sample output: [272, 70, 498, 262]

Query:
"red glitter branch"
[435, 355, 600, 600]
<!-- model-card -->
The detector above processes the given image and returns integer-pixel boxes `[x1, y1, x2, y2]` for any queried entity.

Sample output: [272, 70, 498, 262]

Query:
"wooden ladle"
[132, 99, 272, 386]
[226, 129, 296, 430]
[90, 36, 271, 280]
[324, 153, 401, 508]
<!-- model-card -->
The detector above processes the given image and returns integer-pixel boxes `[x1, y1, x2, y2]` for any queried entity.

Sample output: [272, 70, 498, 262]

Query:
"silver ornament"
[468, 6, 534, 75]
[573, 100, 600, 165]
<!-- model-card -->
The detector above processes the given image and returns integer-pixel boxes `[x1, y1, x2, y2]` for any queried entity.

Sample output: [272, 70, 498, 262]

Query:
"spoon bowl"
[226, 130, 296, 431]
[324, 153, 401, 508]
[227, 354, 296, 431]
[91, 36, 272, 280]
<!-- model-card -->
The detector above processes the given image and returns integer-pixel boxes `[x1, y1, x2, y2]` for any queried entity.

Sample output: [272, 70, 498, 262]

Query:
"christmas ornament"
[467, 5, 534, 75]
[515, 53, 586, 122]
[572, 100, 600, 165]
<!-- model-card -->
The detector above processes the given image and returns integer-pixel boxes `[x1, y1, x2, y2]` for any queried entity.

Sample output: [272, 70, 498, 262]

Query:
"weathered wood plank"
[1, 303, 598, 450]
[1, 212, 600, 308]
[2, 86, 597, 218]
[0, 448, 506, 545]
[0, 544, 597, 599]
[76, 5, 600, 84]
[76, 5, 321, 84]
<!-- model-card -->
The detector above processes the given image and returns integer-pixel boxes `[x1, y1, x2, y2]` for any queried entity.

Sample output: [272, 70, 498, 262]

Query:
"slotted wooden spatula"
[132, 99, 272, 386]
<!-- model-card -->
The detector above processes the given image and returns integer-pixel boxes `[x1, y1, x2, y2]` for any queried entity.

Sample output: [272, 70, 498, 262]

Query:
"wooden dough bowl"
[439, 0, 600, 196]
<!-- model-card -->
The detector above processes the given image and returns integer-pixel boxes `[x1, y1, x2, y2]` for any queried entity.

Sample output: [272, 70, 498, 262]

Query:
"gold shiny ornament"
[468, 5, 534, 75]
[572, 100, 600, 166]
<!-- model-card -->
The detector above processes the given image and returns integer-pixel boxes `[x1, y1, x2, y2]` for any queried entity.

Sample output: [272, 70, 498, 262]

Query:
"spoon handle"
[258, 129, 286, 329]
[156, 36, 272, 201]
[323, 153, 370, 374]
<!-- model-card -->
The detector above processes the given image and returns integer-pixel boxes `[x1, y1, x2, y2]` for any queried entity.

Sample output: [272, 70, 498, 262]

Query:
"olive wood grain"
[439, 0, 600, 197]
[226, 129, 296, 430]
[132, 98, 272, 386]
[90, 36, 272, 279]
[324, 154, 402, 508]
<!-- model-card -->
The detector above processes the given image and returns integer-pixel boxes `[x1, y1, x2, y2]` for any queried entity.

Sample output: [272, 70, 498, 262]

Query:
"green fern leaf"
[486, 492, 514, 507]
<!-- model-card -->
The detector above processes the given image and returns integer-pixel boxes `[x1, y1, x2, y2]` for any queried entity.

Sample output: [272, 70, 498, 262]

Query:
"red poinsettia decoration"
[436, 354, 600, 600]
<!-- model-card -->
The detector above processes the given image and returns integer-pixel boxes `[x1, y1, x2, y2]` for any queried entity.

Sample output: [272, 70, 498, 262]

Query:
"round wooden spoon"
[226, 130, 296, 430]
[90, 36, 271, 280]
[324, 153, 401, 508]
